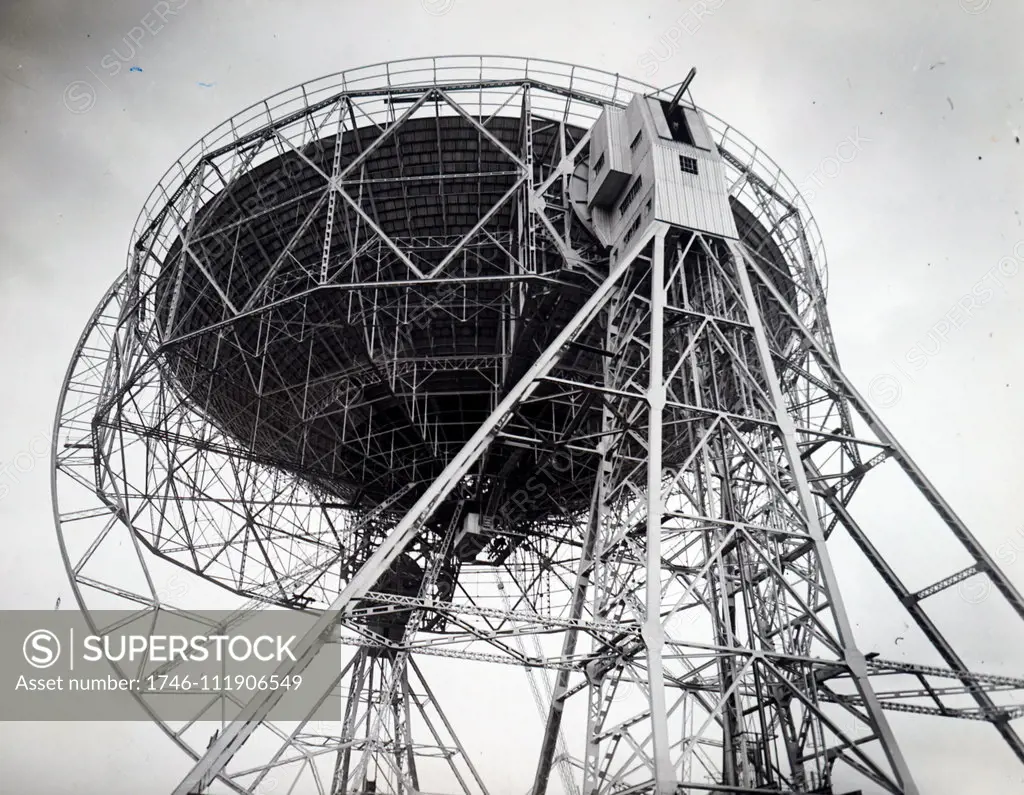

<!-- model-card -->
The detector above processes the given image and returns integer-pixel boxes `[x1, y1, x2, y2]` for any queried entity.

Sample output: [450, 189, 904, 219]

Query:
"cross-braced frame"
[51, 56, 1024, 795]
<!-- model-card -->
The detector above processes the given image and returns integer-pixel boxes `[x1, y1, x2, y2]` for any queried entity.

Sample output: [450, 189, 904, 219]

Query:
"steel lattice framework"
[52, 56, 1024, 795]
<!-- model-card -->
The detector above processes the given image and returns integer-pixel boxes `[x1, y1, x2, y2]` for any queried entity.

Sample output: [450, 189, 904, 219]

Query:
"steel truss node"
[52, 56, 1024, 795]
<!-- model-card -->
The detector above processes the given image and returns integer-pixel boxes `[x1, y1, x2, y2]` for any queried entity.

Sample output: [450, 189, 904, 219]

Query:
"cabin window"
[623, 215, 642, 245]
[618, 177, 644, 216]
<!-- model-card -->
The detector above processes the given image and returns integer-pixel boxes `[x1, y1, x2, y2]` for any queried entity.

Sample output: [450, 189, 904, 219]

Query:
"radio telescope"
[52, 56, 1024, 795]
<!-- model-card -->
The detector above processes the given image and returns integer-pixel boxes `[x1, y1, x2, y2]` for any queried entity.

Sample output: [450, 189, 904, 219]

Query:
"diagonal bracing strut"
[170, 223, 665, 795]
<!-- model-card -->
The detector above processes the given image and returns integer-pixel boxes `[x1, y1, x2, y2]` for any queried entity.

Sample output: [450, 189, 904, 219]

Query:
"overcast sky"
[1, 1, 1023, 793]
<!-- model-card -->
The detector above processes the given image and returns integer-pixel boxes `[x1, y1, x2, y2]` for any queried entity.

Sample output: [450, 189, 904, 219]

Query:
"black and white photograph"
[1, 2, 1023, 793]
